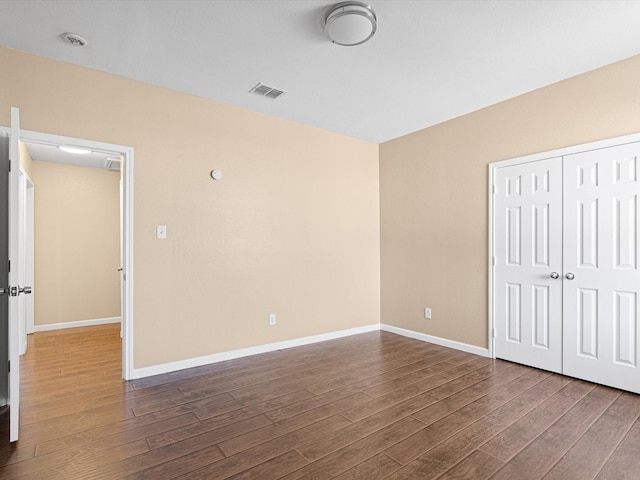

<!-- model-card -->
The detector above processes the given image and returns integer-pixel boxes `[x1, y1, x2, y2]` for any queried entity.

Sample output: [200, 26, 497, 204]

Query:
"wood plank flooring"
[1, 324, 639, 479]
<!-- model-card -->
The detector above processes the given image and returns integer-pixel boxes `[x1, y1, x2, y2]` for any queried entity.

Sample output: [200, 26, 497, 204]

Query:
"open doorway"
[15, 129, 134, 380]
[22, 141, 121, 335]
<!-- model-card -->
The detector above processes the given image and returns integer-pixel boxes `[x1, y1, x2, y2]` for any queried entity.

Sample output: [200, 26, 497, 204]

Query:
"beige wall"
[31, 161, 120, 325]
[0, 47, 380, 368]
[380, 54, 640, 349]
[7, 44, 634, 370]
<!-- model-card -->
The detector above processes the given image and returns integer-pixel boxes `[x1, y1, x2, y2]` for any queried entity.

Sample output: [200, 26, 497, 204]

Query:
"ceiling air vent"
[249, 82, 287, 100]
[104, 158, 121, 171]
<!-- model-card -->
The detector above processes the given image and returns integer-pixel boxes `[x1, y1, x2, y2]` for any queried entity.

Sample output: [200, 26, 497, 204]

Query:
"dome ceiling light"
[324, 2, 377, 47]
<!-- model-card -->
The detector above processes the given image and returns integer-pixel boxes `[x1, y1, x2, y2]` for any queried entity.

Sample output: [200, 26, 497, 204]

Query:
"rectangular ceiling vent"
[249, 82, 286, 100]
[104, 158, 121, 171]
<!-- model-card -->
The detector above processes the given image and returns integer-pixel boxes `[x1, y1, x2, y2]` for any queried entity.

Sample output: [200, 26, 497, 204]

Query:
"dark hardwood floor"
[0, 324, 638, 479]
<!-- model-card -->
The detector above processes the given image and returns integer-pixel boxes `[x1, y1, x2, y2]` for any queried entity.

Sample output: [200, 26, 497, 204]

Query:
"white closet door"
[563, 142, 640, 393]
[494, 158, 563, 373]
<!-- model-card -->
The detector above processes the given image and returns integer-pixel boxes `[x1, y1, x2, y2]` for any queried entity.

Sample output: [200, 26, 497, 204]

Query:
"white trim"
[380, 324, 490, 358]
[487, 132, 640, 362]
[121, 146, 134, 380]
[21, 169, 34, 336]
[34, 317, 121, 332]
[0, 127, 136, 380]
[489, 132, 640, 170]
[130, 322, 492, 380]
[488, 160, 496, 359]
[130, 324, 380, 380]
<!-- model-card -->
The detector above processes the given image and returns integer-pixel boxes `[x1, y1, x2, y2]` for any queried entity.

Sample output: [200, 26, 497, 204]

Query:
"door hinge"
[7, 260, 10, 272]
[492, 256, 496, 266]
[492, 184, 496, 195]
[7, 360, 10, 373]
[492, 327, 497, 338]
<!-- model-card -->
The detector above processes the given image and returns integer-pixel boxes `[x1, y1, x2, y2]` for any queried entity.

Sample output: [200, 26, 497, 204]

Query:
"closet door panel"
[494, 158, 563, 373]
[563, 142, 640, 394]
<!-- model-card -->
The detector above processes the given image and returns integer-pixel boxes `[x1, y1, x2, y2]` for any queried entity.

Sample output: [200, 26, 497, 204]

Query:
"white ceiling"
[2, 1, 640, 143]
[25, 142, 121, 171]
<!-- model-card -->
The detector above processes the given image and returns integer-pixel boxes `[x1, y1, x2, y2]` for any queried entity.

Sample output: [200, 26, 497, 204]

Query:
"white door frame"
[488, 132, 640, 360]
[1, 126, 135, 380]
[24, 172, 34, 336]
[18, 168, 34, 354]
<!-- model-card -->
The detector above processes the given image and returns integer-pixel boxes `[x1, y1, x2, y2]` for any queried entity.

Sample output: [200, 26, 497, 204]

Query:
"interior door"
[562, 142, 640, 393]
[494, 157, 563, 373]
[7, 108, 21, 442]
[0, 127, 9, 442]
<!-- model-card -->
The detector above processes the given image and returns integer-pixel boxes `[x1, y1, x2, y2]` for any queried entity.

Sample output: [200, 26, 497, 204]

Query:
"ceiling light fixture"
[324, 1, 377, 47]
[61, 32, 87, 47]
[58, 146, 91, 155]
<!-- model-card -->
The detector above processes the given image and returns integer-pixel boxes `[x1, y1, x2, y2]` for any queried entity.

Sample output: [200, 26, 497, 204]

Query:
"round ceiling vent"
[61, 32, 88, 47]
[324, 1, 377, 47]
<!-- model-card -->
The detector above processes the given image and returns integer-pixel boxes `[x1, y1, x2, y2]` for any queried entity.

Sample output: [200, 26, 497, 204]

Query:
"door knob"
[0, 287, 7, 296]
[18, 286, 32, 295]
[565, 273, 575, 280]
[550, 272, 560, 279]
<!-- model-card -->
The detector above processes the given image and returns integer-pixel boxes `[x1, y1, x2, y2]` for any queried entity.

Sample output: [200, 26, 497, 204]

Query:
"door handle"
[11, 286, 31, 297]
[550, 272, 560, 279]
[6, 286, 32, 296]
[117, 267, 123, 272]
[565, 273, 575, 280]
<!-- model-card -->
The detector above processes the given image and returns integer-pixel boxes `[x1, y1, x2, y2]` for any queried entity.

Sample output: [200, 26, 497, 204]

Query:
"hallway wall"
[31, 160, 120, 326]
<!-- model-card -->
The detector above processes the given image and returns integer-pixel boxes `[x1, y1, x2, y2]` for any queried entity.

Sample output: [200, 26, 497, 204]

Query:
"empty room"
[1, 1, 640, 479]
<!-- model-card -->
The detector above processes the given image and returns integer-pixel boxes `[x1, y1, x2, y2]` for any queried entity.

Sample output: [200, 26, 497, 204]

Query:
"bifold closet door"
[562, 143, 640, 394]
[494, 157, 563, 373]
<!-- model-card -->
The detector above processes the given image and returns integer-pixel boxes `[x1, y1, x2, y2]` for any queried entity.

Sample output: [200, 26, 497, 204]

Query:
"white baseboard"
[34, 316, 121, 332]
[380, 324, 490, 358]
[129, 323, 489, 380]
[130, 323, 380, 380]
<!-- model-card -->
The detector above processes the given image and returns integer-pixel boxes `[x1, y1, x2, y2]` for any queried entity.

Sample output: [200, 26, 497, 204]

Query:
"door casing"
[18, 169, 34, 355]
[1, 126, 135, 381]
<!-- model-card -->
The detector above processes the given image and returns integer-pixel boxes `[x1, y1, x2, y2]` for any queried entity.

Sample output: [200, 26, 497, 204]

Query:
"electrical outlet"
[269, 313, 276, 326]
[424, 308, 432, 319]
